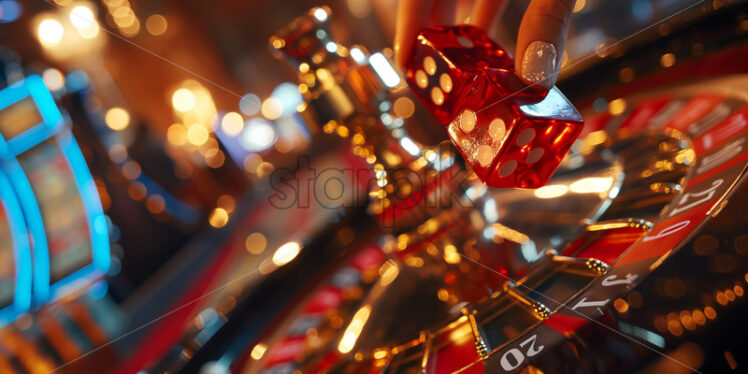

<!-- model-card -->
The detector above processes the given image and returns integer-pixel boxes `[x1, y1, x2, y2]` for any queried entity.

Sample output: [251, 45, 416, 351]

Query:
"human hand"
[394, 0, 576, 89]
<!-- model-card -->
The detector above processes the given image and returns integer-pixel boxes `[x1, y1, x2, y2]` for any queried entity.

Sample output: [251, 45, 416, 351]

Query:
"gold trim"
[585, 218, 654, 231]
[504, 284, 551, 321]
[462, 308, 489, 360]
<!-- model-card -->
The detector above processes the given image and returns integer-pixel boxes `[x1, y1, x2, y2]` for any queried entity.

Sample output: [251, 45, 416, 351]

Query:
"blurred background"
[0, 0, 745, 373]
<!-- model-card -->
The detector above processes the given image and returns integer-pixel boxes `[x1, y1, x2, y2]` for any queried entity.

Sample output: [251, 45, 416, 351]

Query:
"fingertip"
[515, 0, 574, 89]
[394, 27, 416, 69]
[394, 39, 408, 69]
[517, 40, 558, 89]
[395, 0, 432, 69]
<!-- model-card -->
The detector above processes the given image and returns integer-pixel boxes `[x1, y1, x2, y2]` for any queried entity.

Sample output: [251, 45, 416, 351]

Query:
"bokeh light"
[272, 242, 301, 266]
[245, 232, 267, 255]
[239, 93, 261, 116]
[0, 1, 22, 23]
[271, 83, 303, 115]
[221, 112, 244, 136]
[608, 98, 626, 116]
[70, 5, 95, 29]
[42, 68, 65, 91]
[393, 97, 415, 118]
[105, 107, 131, 130]
[261, 97, 283, 120]
[167, 123, 187, 145]
[187, 125, 209, 146]
[172, 88, 196, 112]
[145, 14, 168, 36]
[241, 118, 276, 152]
[38, 18, 64, 45]
[208, 208, 229, 228]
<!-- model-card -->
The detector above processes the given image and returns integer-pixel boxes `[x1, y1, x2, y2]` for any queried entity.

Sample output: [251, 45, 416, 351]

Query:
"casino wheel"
[376, 75, 748, 374]
[232, 76, 748, 374]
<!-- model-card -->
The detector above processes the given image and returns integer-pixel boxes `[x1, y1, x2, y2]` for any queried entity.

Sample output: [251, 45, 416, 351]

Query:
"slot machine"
[0, 75, 109, 307]
[0, 73, 125, 373]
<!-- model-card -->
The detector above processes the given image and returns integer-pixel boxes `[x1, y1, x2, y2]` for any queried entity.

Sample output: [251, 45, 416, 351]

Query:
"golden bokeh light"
[660, 53, 676, 68]
[244, 154, 262, 173]
[78, 22, 100, 39]
[245, 232, 267, 255]
[112, 7, 135, 26]
[205, 148, 225, 168]
[208, 208, 229, 228]
[105, 107, 131, 130]
[221, 112, 244, 136]
[272, 242, 301, 266]
[573, 0, 586, 12]
[608, 98, 626, 116]
[70, 5, 95, 29]
[443, 244, 461, 264]
[42, 68, 65, 91]
[186, 125, 209, 145]
[338, 305, 371, 354]
[38, 19, 64, 45]
[250, 343, 267, 360]
[145, 14, 168, 36]
[261, 97, 283, 120]
[172, 88, 196, 112]
[167, 124, 187, 145]
[393, 97, 415, 118]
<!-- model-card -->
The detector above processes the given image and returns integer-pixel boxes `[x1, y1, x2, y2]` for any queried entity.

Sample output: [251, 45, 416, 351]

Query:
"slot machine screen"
[0, 97, 42, 139]
[16, 139, 93, 284]
[0, 206, 15, 309]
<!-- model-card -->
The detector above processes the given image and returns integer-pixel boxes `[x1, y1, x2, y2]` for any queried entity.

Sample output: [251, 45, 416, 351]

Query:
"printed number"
[695, 138, 744, 174]
[668, 178, 723, 217]
[601, 273, 639, 287]
[499, 334, 544, 371]
[642, 220, 690, 242]
[571, 297, 610, 311]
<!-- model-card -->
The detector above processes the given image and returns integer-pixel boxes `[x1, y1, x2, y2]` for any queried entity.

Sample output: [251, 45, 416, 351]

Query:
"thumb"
[515, 0, 575, 89]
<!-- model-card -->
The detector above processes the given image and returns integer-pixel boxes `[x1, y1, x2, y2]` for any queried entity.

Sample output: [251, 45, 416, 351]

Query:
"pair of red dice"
[405, 25, 584, 189]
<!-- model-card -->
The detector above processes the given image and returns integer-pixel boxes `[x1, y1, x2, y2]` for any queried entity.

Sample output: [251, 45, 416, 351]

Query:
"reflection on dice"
[405, 25, 584, 188]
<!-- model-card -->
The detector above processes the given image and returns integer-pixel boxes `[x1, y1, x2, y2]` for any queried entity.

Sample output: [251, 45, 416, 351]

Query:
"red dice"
[405, 25, 584, 189]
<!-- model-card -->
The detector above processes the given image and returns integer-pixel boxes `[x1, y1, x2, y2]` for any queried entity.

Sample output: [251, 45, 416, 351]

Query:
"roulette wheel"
[146, 3, 748, 374]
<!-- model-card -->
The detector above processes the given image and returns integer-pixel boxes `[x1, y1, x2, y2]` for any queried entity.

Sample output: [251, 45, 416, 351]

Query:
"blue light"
[66, 70, 90, 92]
[88, 280, 108, 299]
[240, 118, 276, 152]
[239, 93, 260, 116]
[271, 82, 303, 116]
[0, 170, 32, 327]
[632, 0, 654, 22]
[0, 1, 21, 24]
